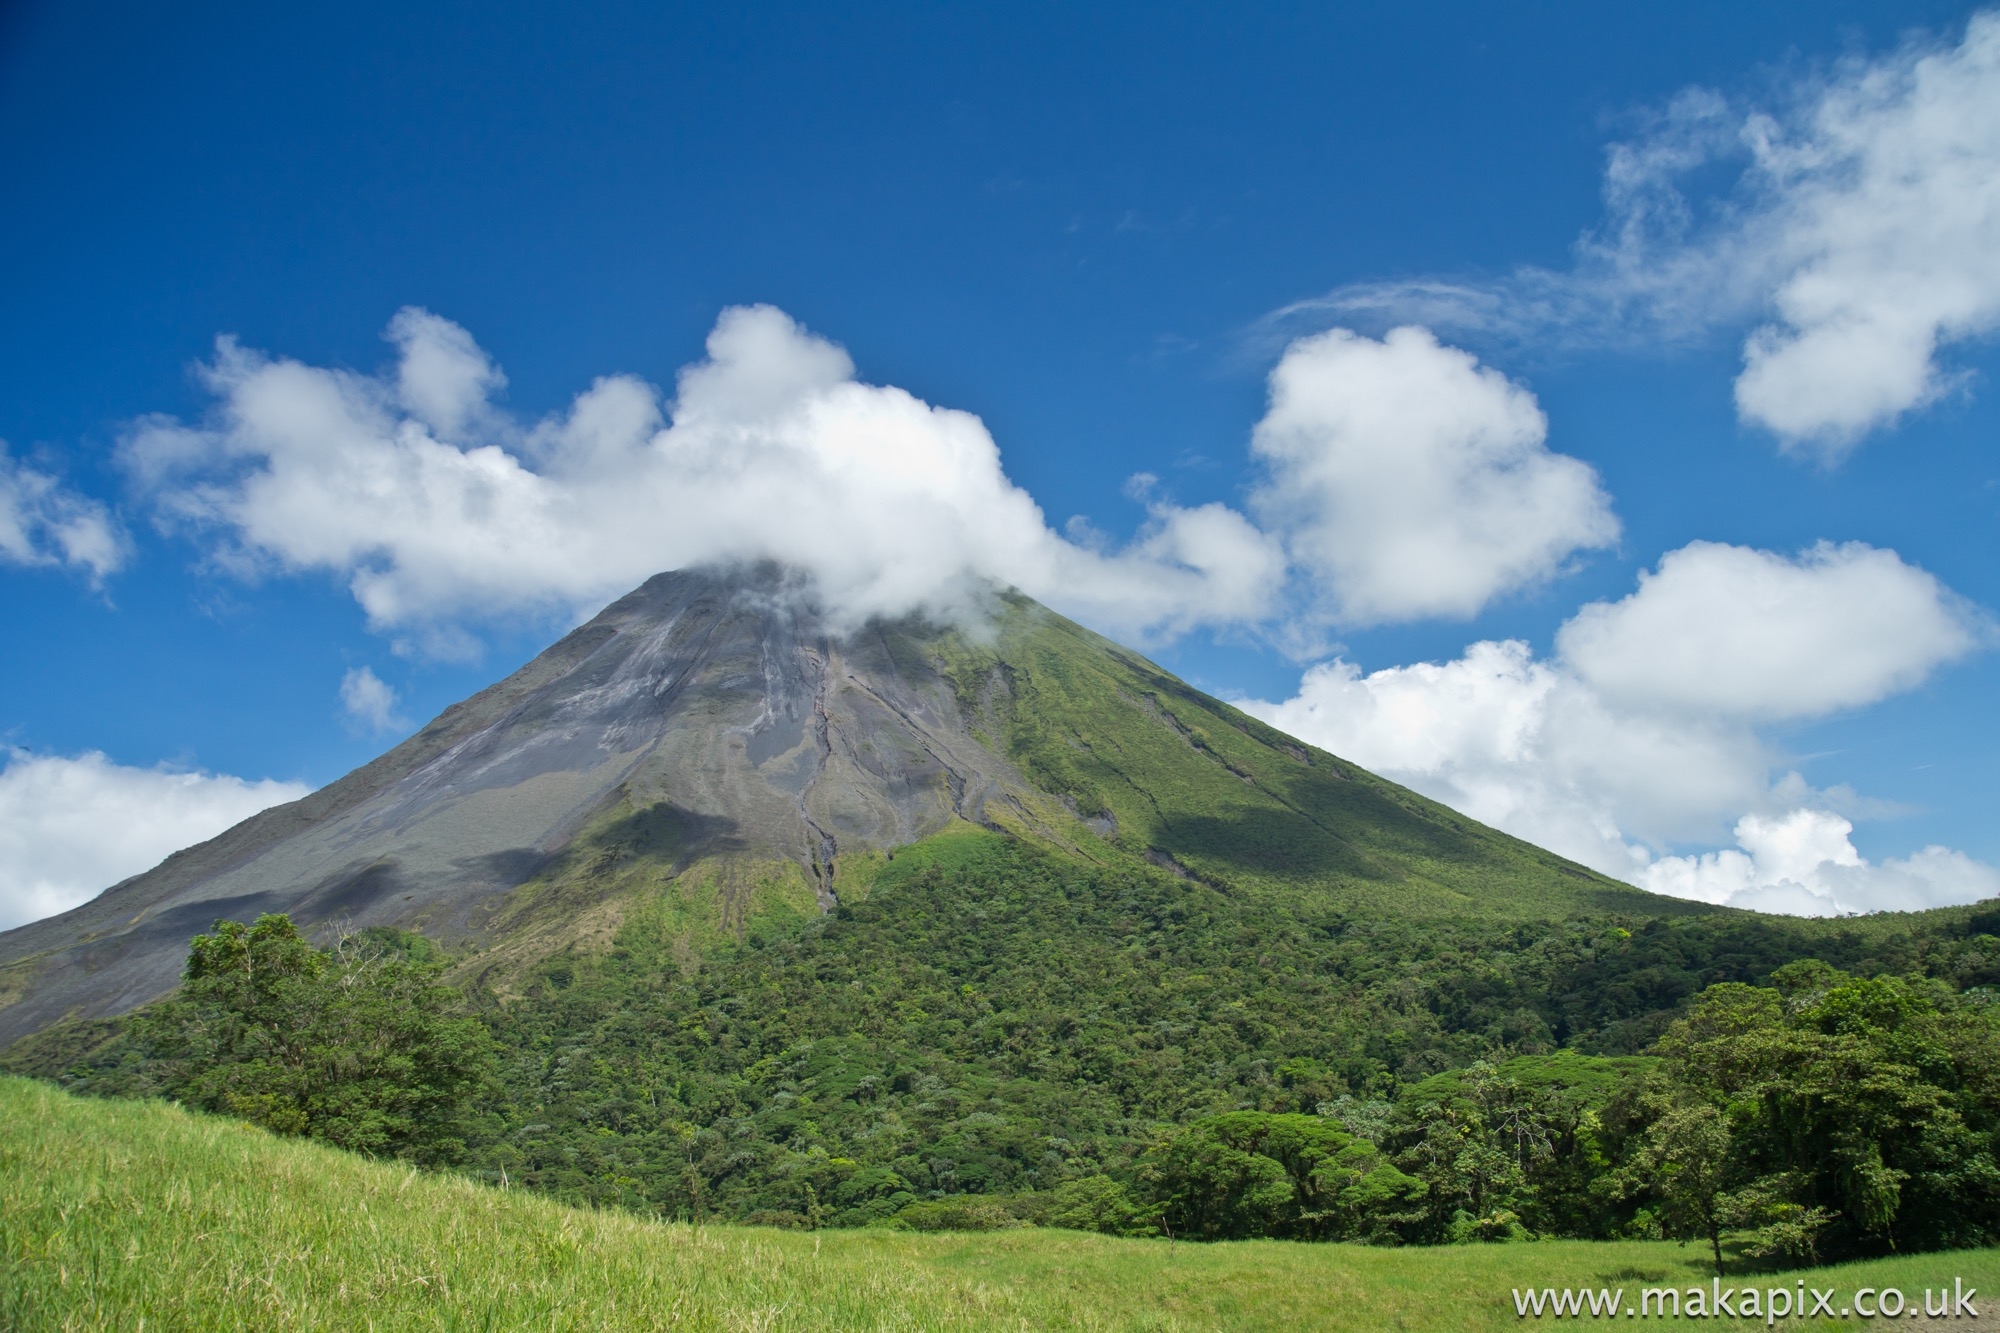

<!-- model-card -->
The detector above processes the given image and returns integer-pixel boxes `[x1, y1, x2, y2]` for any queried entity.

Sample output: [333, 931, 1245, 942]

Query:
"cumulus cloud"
[0, 444, 128, 584]
[1250, 326, 1618, 624]
[1241, 540, 1996, 915]
[125, 304, 1287, 647]
[1558, 540, 1984, 718]
[1241, 638, 1765, 879]
[1276, 11, 2000, 455]
[1730, 15, 2000, 448]
[1639, 809, 2000, 916]
[0, 750, 309, 932]
[339, 666, 405, 733]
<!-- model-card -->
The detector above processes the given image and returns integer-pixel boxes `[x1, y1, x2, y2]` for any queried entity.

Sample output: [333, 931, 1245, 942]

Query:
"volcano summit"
[0, 566, 1672, 1044]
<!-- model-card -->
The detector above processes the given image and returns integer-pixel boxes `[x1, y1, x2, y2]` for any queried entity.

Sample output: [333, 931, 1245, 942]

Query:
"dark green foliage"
[1042, 1174, 1155, 1236]
[124, 915, 495, 1165]
[889, 1197, 1028, 1232]
[1139, 1111, 1420, 1241]
[1626, 965, 2000, 1264]
[1386, 1054, 1646, 1243]
[432, 830, 1998, 1243]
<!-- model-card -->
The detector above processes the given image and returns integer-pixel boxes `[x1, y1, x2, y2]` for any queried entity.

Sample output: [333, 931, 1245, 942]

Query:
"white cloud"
[339, 666, 405, 733]
[1731, 14, 2000, 448]
[125, 304, 1287, 647]
[1240, 638, 1765, 878]
[389, 306, 506, 439]
[125, 308, 1624, 645]
[1640, 810, 2000, 916]
[0, 750, 310, 932]
[1241, 539, 1998, 915]
[1558, 540, 1984, 719]
[1249, 327, 1618, 624]
[0, 444, 128, 584]
[1276, 11, 2000, 455]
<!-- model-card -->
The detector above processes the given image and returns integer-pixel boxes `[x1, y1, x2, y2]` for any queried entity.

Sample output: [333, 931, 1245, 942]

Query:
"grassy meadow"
[5, 1076, 1998, 1332]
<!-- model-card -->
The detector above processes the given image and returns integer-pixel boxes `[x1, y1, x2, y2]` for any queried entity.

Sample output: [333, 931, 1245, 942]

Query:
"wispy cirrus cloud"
[1263, 12, 2000, 458]
[0, 444, 128, 584]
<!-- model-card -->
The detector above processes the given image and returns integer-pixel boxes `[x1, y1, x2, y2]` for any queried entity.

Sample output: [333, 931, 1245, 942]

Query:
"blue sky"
[4, 0, 1999, 925]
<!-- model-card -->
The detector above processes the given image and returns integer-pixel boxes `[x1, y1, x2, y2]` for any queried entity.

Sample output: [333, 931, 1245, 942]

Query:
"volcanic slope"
[0, 565, 1680, 1044]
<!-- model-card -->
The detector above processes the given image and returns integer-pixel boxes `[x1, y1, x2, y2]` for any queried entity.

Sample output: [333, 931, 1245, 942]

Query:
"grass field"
[4, 1076, 1997, 1332]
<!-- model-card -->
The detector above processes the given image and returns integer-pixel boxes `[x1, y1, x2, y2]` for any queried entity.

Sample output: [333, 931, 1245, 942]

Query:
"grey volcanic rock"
[0, 566, 1037, 1045]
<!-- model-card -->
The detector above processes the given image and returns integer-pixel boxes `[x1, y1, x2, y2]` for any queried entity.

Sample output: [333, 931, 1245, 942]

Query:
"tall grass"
[3, 1076, 1994, 1331]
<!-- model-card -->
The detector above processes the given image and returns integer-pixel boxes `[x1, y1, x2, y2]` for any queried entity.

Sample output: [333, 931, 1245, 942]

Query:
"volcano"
[0, 566, 1674, 1044]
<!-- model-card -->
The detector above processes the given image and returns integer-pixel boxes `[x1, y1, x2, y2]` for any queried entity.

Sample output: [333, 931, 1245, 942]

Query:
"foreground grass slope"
[6, 1077, 1997, 1332]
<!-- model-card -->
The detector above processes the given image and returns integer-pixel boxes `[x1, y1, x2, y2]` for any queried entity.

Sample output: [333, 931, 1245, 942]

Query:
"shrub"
[1138, 1111, 1423, 1241]
[891, 1197, 1027, 1231]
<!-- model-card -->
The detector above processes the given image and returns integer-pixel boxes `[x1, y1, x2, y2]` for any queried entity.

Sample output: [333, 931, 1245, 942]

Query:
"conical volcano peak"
[0, 565, 1052, 1038]
[0, 565, 1669, 1045]
[519, 561, 1047, 909]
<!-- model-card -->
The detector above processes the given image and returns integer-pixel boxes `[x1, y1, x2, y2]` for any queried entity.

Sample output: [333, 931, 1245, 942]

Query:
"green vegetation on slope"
[470, 793, 828, 992]
[8, 1075, 2000, 1333]
[19, 831, 2000, 1250]
[931, 597, 1675, 920]
[454, 832, 2000, 1244]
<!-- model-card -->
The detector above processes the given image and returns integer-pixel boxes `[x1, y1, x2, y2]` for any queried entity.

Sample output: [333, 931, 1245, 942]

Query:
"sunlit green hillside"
[947, 595, 1676, 920]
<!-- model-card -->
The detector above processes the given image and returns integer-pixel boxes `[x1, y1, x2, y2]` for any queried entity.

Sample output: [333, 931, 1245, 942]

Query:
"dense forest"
[11, 829, 2000, 1268]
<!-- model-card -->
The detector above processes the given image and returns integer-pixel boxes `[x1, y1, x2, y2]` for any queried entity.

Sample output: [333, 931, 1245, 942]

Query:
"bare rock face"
[0, 566, 1037, 1045]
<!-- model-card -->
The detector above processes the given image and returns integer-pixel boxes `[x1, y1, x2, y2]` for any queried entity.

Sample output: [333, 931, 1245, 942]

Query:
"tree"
[1138, 1111, 1421, 1241]
[1140, 1116, 1293, 1240]
[1723, 1173, 1834, 1267]
[138, 914, 496, 1165]
[1625, 1098, 1735, 1275]
[1045, 1175, 1155, 1236]
[1640, 967, 2000, 1264]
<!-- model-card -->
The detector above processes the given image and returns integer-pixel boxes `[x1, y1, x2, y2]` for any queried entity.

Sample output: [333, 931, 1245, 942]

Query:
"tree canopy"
[134, 914, 496, 1165]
